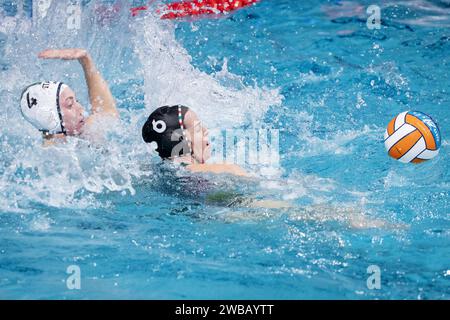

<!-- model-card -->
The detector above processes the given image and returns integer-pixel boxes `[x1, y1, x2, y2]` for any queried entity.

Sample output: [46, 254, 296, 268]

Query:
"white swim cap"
[20, 81, 68, 135]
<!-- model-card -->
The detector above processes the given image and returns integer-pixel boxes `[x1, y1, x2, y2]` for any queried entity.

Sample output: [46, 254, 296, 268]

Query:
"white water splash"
[0, 2, 283, 212]
[133, 12, 282, 129]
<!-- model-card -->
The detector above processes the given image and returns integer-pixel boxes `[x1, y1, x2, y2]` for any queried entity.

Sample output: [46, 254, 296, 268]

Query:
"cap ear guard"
[20, 81, 67, 135]
[142, 105, 192, 159]
[152, 119, 167, 133]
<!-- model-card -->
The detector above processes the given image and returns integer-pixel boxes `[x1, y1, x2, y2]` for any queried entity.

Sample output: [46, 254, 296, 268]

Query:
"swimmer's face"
[184, 110, 210, 164]
[60, 86, 85, 135]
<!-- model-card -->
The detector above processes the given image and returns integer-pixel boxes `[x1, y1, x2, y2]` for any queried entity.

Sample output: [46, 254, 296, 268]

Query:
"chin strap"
[177, 105, 192, 157]
[55, 82, 67, 135]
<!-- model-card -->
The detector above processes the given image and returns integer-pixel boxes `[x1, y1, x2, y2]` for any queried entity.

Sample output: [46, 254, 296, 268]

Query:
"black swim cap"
[142, 105, 191, 159]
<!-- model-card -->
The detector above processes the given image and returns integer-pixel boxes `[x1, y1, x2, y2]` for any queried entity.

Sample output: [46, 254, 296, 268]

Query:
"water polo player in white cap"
[20, 48, 118, 143]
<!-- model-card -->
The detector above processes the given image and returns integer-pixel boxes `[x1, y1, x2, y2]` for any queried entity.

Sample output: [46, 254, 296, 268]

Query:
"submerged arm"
[187, 163, 250, 177]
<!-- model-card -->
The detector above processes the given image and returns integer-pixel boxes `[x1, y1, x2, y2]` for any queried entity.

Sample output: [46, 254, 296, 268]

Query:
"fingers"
[38, 49, 54, 59]
[38, 49, 69, 59]
[37, 49, 87, 60]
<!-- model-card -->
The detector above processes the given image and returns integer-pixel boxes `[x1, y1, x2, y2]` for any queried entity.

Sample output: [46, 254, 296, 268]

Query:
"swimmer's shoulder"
[186, 163, 250, 177]
[85, 111, 119, 127]
[82, 112, 120, 141]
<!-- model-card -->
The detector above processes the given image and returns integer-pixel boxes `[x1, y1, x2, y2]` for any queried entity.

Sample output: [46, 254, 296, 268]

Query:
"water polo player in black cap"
[142, 105, 248, 176]
[141, 107, 396, 220]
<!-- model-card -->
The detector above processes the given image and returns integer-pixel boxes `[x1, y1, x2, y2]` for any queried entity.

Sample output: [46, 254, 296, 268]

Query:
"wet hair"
[142, 105, 192, 159]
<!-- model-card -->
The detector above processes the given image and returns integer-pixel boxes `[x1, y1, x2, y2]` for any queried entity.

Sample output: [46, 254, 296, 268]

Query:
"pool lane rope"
[131, 0, 260, 19]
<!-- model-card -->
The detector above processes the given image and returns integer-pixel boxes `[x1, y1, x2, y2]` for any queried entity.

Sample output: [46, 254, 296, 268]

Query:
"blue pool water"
[0, 0, 449, 299]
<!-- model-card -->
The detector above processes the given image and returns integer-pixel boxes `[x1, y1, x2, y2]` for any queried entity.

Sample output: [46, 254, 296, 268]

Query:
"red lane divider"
[130, 6, 149, 17]
[131, 0, 260, 19]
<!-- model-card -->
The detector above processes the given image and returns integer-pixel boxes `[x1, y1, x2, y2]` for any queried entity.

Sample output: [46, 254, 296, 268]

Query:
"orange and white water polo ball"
[384, 111, 441, 163]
